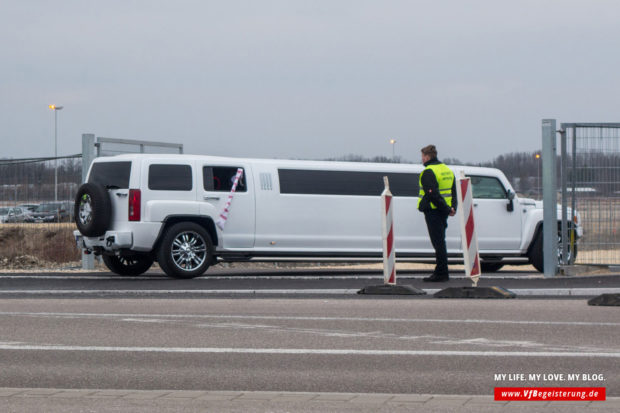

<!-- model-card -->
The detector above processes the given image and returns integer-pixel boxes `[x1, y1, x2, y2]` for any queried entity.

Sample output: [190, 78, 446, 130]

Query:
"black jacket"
[418, 158, 458, 214]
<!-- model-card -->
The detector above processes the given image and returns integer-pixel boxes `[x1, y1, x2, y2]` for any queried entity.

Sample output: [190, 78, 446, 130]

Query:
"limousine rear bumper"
[74, 230, 133, 252]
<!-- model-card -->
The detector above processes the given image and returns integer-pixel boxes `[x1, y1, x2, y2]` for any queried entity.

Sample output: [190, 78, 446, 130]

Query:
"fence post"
[542, 120, 558, 277]
[559, 128, 569, 265]
[81, 134, 95, 270]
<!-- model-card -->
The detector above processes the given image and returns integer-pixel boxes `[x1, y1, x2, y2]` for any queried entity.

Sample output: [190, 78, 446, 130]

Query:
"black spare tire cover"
[74, 183, 112, 237]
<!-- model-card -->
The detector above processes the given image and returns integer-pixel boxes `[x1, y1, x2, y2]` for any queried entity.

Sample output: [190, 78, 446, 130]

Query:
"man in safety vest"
[418, 144, 457, 282]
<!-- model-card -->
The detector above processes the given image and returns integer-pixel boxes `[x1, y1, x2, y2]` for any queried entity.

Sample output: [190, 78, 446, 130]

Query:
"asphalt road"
[0, 297, 618, 392]
[0, 271, 618, 411]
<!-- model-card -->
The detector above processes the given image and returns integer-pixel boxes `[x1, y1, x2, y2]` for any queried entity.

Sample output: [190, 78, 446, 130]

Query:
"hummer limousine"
[73, 154, 581, 278]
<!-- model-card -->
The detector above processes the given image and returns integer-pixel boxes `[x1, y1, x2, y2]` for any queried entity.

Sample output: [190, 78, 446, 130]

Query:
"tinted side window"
[203, 166, 247, 192]
[278, 169, 419, 196]
[469, 175, 507, 199]
[148, 164, 193, 191]
[88, 162, 132, 189]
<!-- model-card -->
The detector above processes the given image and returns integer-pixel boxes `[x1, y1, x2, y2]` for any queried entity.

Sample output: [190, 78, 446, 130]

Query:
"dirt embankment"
[0, 225, 80, 269]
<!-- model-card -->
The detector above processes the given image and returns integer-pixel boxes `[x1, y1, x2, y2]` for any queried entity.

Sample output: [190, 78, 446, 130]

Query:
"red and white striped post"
[381, 176, 396, 285]
[456, 172, 481, 286]
[358, 176, 423, 295]
[216, 168, 244, 231]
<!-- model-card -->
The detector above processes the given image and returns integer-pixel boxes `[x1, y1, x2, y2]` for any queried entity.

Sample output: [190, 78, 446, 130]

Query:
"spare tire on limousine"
[74, 183, 112, 237]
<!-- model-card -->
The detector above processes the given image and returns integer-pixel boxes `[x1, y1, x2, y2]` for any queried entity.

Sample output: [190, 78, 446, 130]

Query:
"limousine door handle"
[203, 196, 220, 201]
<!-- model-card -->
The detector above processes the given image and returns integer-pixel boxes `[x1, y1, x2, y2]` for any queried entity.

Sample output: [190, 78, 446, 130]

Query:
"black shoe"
[423, 274, 449, 282]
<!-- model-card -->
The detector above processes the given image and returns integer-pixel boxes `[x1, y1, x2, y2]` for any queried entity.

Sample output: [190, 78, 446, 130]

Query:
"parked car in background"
[26, 202, 73, 223]
[16, 203, 38, 220]
[0, 207, 28, 223]
[17, 204, 39, 214]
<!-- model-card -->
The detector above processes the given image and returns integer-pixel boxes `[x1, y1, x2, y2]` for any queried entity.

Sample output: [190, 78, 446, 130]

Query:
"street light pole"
[389, 139, 397, 160]
[49, 104, 63, 201]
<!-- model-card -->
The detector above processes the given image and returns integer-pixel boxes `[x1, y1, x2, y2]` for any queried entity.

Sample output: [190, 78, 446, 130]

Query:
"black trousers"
[424, 210, 449, 275]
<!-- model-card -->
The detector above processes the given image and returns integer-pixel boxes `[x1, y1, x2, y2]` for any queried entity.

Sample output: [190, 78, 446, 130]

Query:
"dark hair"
[421, 144, 437, 158]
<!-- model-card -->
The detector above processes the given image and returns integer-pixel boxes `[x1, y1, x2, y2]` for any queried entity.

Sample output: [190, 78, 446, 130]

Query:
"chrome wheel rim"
[78, 194, 93, 226]
[171, 231, 207, 271]
[557, 233, 573, 264]
[119, 257, 139, 267]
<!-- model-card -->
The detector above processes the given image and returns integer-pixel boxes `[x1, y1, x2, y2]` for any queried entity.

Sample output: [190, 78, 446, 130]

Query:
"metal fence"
[1, 136, 184, 270]
[0, 154, 83, 268]
[0, 155, 81, 204]
[559, 123, 620, 266]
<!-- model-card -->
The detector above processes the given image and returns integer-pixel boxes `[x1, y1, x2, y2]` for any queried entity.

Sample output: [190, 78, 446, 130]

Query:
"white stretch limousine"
[73, 154, 581, 278]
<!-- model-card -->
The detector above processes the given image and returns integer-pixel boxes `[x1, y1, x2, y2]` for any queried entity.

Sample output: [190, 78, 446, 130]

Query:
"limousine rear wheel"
[102, 254, 154, 276]
[157, 222, 213, 279]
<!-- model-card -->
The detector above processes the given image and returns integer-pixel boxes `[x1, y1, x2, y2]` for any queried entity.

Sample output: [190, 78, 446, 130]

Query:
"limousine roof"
[96, 153, 503, 176]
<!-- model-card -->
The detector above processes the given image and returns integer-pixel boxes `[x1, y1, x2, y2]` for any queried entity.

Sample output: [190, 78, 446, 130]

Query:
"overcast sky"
[2, 0, 620, 163]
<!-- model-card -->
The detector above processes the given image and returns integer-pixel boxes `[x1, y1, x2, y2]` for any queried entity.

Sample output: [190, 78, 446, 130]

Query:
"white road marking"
[8, 313, 602, 353]
[0, 343, 618, 357]
[1, 311, 619, 327]
[189, 322, 617, 353]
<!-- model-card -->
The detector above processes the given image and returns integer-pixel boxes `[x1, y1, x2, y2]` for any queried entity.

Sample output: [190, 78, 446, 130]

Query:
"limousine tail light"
[128, 189, 141, 221]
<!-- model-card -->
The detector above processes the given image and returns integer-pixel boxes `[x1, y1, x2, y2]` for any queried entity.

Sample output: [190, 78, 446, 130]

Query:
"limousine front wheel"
[157, 222, 213, 279]
[528, 229, 578, 273]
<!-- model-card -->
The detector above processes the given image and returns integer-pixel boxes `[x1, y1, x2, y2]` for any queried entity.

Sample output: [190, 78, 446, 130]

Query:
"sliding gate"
[557, 123, 620, 268]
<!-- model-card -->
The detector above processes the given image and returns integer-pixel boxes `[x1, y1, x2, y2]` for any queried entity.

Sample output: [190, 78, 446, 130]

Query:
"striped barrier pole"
[216, 168, 244, 230]
[381, 176, 396, 285]
[456, 172, 481, 286]
[357, 176, 424, 295]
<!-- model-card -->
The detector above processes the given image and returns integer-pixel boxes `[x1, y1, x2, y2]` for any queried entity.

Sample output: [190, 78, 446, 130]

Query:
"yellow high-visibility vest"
[417, 163, 454, 209]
